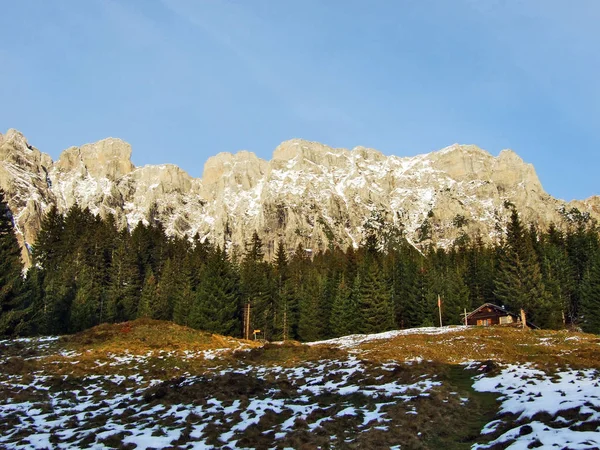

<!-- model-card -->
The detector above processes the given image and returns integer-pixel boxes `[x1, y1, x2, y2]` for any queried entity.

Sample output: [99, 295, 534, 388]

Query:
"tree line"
[1, 189, 599, 338]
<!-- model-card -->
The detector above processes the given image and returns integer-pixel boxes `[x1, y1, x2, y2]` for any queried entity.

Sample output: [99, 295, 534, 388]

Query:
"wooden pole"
[520, 308, 527, 330]
[463, 308, 468, 326]
[438, 295, 443, 327]
[283, 307, 288, 341]
[244, 302, 251, 340]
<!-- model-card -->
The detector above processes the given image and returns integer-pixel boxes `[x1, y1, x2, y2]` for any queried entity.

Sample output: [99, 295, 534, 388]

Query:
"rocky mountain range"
[1, 128, 598, 265]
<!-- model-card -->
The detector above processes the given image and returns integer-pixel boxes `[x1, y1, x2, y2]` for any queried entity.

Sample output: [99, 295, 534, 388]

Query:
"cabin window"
[477, 319, 492, 326]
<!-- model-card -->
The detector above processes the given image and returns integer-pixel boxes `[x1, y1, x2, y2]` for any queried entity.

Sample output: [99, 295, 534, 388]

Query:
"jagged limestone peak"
[55, 137, 135, 180]
[1, 131, 598, 265]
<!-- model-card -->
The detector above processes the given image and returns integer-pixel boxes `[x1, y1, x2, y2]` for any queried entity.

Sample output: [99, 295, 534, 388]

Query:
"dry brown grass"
[347, 326, 600, 370]
[62, 318, 253, 353]
[236, 341, 350, 367]
[27, 319, 262, 377]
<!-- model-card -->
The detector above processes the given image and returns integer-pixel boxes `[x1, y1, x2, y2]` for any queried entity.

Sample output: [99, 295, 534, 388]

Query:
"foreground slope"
[1, 321, 599, 449]
[2, 128, 600, 264]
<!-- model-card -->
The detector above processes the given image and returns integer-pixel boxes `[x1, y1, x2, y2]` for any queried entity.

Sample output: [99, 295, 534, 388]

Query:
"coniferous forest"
[1, 189, 599, 339]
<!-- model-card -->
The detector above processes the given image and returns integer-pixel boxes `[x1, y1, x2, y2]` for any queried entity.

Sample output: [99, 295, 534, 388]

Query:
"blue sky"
[1, 1, 598, 201]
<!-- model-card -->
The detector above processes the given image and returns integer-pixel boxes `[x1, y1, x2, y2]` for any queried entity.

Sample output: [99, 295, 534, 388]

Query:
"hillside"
[2, 128, 599, 265]
[1, 321, 599, 449]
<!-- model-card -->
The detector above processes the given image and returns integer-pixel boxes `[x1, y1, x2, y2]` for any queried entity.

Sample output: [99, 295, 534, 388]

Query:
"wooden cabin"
[467, 303, 519, 326]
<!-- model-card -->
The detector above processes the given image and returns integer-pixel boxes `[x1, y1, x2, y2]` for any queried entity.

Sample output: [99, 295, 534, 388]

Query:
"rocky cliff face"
[0, 129, 597, 265]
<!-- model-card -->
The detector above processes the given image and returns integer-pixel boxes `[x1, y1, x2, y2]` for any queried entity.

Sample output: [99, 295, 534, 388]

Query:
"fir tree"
[105, 231, 141, 322]
[240, 233, 272, 338]
[0, 190, 25, 335]
[494, 210, 548, 324]
[273, 241, 293, 340]
[154, 257, 178, 321]
[580, 251, 600, 334]
[398, 260, 425, 328]
[357, 259, 395, 333]
[138, 268, 158, 319]
[70, 264, 101, 332]
[330, 275, 358, 337]
[172, 254, 195, 327]
[298, 271, 322, 341]
[32, 205, 65, 269]
[190, 248, 240, 336]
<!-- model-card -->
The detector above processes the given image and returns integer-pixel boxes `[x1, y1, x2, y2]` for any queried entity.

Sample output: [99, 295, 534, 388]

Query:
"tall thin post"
[438, 295, 443, 327]
[244, 302, 251, 340]
[463, 308, 469, 326]
[283, 307, 288, 341]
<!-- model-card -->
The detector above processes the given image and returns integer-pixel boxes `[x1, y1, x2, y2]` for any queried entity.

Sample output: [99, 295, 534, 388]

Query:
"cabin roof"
[466, 303, 516, 319]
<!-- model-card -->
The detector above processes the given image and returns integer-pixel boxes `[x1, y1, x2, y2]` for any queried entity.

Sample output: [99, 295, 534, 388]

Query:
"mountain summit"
[1, 129, 598, 264]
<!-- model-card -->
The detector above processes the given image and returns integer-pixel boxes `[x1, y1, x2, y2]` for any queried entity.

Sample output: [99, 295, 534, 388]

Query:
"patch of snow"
[473, 365, 600, 449]
[308, 326, 469, 349]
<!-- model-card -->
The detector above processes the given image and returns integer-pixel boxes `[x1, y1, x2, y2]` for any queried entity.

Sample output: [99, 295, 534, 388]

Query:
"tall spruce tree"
[357, 259, 395, 333]
[172, 254, 195, 327]
[137, 268, 158, 319]
[580, 250, 600, 334]
[154, 257, 178, 321]
[0, 190, 26, 335]
[105, 231, 141, 322]
[70, 264, 101, 332]
[298, 270, 323, 341]
[494, 210, 548, 325]
[190, 248, 240, 336]
[330, 275, 360, 337]
[241, 232, 272, 338]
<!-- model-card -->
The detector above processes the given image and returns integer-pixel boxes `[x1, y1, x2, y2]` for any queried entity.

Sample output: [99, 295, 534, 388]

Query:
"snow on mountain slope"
[1, 128, 598, 264]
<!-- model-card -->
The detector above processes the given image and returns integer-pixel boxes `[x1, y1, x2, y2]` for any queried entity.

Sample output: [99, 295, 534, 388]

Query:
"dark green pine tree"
[318, 266, 338, 338]
[0, 190, 26, 335]
[287, 243, 310, 339]
[172, 254, 195, 327]
[399, 260, 426, 328]
[357, 259, 395, 334]
[330, 275, 360, 337]
[154, 257, 179, 321]
[16, 266, 45, 335]
[441, 267, 471, 325]
[580, 251, 600, 334]
[494, 209, 549, 325]
[32, 205, 65, 269]
[297, 270, 322, 341]
[69, 264, 101, 332]
[273, 241, 294, 340]
[240, 232, 272, 338]
[538, 237, 573, 328]
[137, 267, 158, 319]
[105, 231, 141, 322]
[190, 248, 241, 336]
[32, 206, 74, 334]
[564, 217, 599, 324]
[464, 236, 496, 307]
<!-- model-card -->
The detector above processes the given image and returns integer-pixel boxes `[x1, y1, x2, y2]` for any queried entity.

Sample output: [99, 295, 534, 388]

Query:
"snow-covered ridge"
[1, 129, 598, 264]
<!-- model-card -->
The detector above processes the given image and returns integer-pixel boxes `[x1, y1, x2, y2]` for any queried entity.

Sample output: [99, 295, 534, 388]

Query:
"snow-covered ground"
[473, 365, 600, 449]
[308, 325, 469, 349]
[0, 353, 442, 449]
[1, 331, 599, 449]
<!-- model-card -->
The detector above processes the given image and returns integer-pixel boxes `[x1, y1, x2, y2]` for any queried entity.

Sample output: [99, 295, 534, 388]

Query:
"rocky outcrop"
[0, 129, 598, 265]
